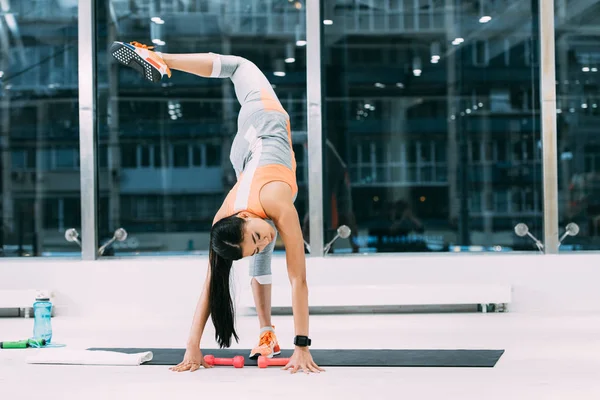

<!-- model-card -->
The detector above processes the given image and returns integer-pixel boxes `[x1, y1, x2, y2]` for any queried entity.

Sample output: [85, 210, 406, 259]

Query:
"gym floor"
[1, 312, 599, 399]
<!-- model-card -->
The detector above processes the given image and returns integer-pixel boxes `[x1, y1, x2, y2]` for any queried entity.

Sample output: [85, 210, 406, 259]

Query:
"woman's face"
[238, 214, 276, 258]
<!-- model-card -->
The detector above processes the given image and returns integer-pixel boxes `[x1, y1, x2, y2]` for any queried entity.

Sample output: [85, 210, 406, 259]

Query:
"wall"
[2, 253, 600, 319]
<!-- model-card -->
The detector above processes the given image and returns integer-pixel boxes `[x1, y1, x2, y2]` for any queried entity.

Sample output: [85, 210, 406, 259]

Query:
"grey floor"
[1, 312, 600, 399]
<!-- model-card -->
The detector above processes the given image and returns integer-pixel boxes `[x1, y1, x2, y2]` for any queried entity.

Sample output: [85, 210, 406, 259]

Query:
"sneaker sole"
[110, 42, 162, 83]
[249, 350, 281, 360]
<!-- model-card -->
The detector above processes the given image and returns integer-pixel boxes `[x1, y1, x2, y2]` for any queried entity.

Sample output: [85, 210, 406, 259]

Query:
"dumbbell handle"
[258, 356, 290, 368]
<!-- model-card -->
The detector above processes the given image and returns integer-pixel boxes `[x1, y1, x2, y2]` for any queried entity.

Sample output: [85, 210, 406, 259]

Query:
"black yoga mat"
[87, 348, 504, 368]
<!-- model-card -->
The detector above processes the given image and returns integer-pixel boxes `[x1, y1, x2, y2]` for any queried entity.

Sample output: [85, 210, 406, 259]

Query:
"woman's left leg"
[248, 219, 281, 359]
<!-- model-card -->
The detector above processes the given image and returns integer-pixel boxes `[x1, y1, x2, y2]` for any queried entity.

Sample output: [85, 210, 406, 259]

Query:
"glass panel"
[172, 144, 189, 168]
[95, 1, 307, 255]
[121, 144, 137, 168]
[192, 145, 202, 167]
[140, 145, 151, 167]
[322, 0, 541, 253]
[557, 2, 600, 250]
[0, 1, 80, 257]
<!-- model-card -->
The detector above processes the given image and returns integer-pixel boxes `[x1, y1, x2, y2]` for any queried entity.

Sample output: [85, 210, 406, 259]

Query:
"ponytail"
[208, 247, 239, 348]
[208, 215, 245, 348]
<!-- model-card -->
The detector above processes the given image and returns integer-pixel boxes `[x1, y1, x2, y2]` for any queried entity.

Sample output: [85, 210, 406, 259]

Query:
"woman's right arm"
[186, 266, 212, 349]
[186, 205, 228, 348]
[169, 264, 213, 372]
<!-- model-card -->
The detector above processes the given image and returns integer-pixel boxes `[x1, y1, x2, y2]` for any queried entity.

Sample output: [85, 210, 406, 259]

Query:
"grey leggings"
[210, 54, 285, 285]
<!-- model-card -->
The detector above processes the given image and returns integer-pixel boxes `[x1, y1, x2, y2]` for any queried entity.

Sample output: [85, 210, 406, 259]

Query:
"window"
[55, 148, 77, 169]
[98, 146, 108, 168]
[95, 1, 307, 253]
[140, 145, 151, 167]
[121, 144, 137, 168]
[206, 144, 221, 167]
[322, 0, 540, 252]
[192, 145, 203, 167]
[473, 40, 489, 66]
[1, 1, 80, 257]
[153, 144, 164, 168]
[557, 11, 600, 250]
[172, 144, 190, 168]
[11, 150, 28, 169]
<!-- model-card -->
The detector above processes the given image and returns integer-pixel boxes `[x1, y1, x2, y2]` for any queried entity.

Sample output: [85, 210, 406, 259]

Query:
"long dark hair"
[209, 214, 245, 348]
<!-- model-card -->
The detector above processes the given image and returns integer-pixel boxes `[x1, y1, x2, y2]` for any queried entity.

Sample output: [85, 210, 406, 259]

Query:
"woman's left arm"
[260, 182, 324, 373]
[261, 182, 309, 337]
[274, 201, 309, 337]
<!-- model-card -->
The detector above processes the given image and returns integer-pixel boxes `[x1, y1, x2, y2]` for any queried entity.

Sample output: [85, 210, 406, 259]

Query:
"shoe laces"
[259, 331, 275, 347]
[130, 41, 154, 50]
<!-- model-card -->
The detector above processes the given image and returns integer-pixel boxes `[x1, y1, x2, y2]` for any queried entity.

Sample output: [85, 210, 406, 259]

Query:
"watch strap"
[294, 335, 312, 347]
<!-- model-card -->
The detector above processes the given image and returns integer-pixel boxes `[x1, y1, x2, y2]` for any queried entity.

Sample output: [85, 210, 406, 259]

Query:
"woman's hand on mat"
[170, 346, 212, 372]
[283, 347, 325, 374]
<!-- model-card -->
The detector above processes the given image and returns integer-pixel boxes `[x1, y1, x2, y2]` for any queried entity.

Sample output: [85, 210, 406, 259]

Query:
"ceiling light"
[323, 19, 333, 25]
[285, 43, 295, 63]
[295, 24, 306, 47]
[412, 56, 422, 76]
[479, 16, 491, 23]
[274, 59, 286, 77]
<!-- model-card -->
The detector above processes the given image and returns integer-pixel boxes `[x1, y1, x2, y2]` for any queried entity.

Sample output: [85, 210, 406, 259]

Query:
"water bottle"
[33, 297, 53, 344]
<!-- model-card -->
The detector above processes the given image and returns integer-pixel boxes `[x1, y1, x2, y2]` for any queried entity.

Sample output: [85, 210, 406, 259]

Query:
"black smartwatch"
[294, 335, 312, 347]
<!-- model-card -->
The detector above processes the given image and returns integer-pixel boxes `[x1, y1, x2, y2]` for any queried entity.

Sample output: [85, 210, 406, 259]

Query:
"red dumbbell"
[257, 356, 290, 369]
[204, 354, 245, 368]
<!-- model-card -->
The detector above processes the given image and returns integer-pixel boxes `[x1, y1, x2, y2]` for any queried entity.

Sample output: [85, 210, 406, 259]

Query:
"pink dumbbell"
[204, 354, 245, 368]
[257, 356, 290, 368]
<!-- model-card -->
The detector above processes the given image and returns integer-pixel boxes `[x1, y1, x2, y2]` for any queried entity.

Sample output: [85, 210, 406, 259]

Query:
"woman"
[110, 41, 323, 374]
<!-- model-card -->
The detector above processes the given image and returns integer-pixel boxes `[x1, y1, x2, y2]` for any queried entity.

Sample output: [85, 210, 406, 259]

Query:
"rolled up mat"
[26, 349, 153, 366]
[87, 348, 504, 367]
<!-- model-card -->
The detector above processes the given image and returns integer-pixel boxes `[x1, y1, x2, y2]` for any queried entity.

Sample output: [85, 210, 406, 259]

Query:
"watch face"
[295, 336, 311, 346]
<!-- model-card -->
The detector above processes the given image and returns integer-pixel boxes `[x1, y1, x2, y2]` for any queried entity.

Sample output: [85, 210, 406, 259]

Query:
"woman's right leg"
[110, 42, 282, 112]
[158, 52, 218, 78]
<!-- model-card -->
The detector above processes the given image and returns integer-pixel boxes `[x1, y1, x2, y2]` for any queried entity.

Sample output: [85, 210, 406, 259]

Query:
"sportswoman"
[110, 41, 323, 374]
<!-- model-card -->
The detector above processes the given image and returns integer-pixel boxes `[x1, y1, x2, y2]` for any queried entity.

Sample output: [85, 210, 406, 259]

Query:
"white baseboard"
[0, 289, 55, 312]
[240, 284, 512, 313]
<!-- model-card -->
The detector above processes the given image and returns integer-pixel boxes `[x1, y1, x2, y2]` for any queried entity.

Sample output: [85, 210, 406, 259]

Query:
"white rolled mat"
[26, 349, 153, 366]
